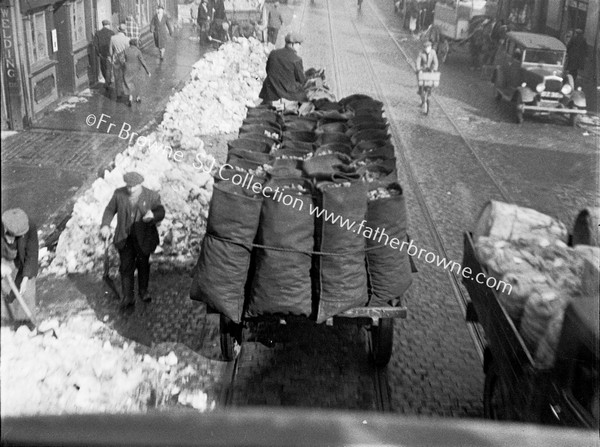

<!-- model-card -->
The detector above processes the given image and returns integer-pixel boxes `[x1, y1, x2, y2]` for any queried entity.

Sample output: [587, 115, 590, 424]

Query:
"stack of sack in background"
[473, 201, 599, 368]
[191, 93, 413, 324]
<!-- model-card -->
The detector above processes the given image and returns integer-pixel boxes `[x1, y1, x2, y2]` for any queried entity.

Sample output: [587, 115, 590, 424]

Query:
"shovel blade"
[103, 276, 121, 300]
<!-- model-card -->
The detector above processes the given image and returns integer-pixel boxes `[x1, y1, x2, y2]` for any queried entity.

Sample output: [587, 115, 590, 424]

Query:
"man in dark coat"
[94, 20, 114, 89]
[1, 209, 39, 322]
[150, 5, 173, 60]
[259, 32, 307, 103]
[124, 39, 151, 106]
[100, 172, 165, 307]
[197, 0, 212, 44]
[566, 29, 588, 82]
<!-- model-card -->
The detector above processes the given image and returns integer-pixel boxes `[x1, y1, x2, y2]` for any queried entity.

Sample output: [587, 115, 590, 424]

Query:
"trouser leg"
[100, 57, 112, 86]
[119, 237, 136, 304]
[132, 237, 150, 295]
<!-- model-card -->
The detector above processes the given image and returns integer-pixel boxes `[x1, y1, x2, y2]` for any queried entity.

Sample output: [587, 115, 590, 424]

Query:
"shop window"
[27, 11, 49, 65]
[71, 0, 86, 44]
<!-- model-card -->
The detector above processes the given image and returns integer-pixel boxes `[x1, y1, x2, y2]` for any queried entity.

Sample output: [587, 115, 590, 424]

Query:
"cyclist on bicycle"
[416, 40, 439, 109]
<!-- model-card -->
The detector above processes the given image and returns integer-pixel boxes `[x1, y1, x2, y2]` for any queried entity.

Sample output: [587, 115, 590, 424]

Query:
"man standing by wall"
[566, 29, 588, 82]
[94, 20, 114, 90]
[100, 172, 165, 308]
[267, 2, 284, 45]
[197, 0, 212, 44]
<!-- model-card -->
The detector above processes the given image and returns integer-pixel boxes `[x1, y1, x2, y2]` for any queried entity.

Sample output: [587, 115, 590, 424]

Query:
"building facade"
[0, 0, 179, 130]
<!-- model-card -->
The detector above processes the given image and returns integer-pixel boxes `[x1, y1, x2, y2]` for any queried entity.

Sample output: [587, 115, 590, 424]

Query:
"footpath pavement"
[1, 28, 207, 244]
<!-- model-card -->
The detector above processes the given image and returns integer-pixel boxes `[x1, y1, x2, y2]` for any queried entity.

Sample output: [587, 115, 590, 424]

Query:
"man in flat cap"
[100, 172, 165, 308]
[1, 208, 39, 322]
[259, 32, 307, 103]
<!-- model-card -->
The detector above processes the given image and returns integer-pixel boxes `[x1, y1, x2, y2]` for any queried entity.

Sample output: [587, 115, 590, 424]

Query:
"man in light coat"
[110, 24, 130, 99]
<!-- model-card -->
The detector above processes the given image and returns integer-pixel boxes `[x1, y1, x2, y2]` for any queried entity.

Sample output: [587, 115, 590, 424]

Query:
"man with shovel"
[1, 208, 39, 323]
[100, 172, 165, 309]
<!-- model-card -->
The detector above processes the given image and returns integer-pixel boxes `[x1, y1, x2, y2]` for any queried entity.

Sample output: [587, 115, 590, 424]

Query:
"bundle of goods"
[473, 200, 599, 368]
[47, 38, 269, 275]
[0, 315, 213, 415]
[192, 94, 413, 324]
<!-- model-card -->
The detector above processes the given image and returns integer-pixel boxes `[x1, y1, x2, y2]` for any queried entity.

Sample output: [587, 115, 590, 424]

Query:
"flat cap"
[2, 208, 29, 237]
[118, 23, 127, 32]
[102, 19, 111, 26]
[123, 171, 144, 186]
[285, 32, 304, 44]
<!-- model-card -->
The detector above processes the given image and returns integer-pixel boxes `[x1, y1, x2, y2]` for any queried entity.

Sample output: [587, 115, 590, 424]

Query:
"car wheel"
[514, 94, 524, 124]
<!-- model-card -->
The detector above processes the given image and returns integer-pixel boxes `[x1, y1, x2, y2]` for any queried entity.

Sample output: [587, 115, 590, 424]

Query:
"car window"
[523, 49, 564, 65]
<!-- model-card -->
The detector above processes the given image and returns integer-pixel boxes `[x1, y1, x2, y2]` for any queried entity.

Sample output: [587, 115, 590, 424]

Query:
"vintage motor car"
[491, 32, 587, 125]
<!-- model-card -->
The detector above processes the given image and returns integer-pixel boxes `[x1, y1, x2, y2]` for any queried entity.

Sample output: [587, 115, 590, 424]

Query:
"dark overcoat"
[259, 47, 307, 102]
[150, 14, 173, 49]
[94, 27, 114, 57]
[101, 187, 165, 255]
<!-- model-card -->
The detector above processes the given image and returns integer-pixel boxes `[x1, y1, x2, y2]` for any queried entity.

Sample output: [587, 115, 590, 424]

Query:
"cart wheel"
[370, 318, 394, 367]
[483, 361, 517, 420]
[514, 94, 524, 124]
[220, 315, 242, 361]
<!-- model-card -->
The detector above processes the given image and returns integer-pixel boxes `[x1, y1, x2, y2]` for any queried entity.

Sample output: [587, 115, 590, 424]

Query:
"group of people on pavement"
[192, 0, 230, 45]
[94, 5, 175, 106]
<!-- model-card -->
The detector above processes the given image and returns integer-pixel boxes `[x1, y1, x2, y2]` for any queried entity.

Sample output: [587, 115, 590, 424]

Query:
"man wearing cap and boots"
[100, 172, 165, 308]
[259, 32, 307, 104]
[1, 209, 39, 323]
[94, 20, 114, 90]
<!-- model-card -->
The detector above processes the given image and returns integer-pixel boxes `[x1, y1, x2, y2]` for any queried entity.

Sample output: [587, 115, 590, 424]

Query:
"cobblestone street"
[1, 0, 598, 430]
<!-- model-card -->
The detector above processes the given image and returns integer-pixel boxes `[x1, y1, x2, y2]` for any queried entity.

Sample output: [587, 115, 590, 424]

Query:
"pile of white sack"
[474, 201, 599, 369]
[0, 315, 213, 415]
[46, 38, 270, 275]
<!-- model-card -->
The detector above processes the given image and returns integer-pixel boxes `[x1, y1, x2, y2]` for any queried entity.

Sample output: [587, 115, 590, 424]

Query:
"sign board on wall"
[1, 6, 23, 129]
[52, 28, 58, 52]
